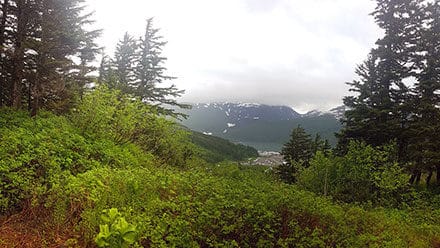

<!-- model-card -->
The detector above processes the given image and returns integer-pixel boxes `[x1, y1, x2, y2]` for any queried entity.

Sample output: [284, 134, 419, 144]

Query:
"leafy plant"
[297, 141, 410, 205]
[95, 208, 137, 248]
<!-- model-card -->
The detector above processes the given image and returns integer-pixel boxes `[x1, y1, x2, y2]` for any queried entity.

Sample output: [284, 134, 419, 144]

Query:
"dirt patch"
[0, 206, 79, 248]
[0, 214, 44, 248]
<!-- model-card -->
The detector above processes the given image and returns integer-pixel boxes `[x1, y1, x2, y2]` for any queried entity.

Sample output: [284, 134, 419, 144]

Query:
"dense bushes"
[71, 86, 194, 167]
[2, 87, 440, 247]
[0, 87, 193, 214]
[0, 87, 257, 216]
[189, 131, 258, 163]
[46, 164, 440, 247]
[297, 142, 410, 205]
[0, 108, 155, 214]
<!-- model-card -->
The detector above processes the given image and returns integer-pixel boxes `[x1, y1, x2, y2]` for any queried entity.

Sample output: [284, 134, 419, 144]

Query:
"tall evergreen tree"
[75, 26, 102, 99]
[0, 0, 100, 115]
[312, 133, 332, 155]
[337, 53, 392, 150]
[407, 0, 440, 185]
[134, 18, 189, 116]
[281, 125, 314, 166]
[112, 32, 138, 92]
[338, 0, 422, 157]
[0, 0, 10, 107]
[373, 0, 422, 162]
[277, 125, 314, 183]
[337, 0, 440, 185]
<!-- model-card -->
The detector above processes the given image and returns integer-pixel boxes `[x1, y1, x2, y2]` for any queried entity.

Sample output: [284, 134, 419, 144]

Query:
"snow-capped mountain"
[178, 102, 342, 151]
[302, 105, 346, 119]
[192, 102, 301, 125]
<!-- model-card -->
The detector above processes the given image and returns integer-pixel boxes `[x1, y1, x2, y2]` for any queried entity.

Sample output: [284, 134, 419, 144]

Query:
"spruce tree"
[75, 27, 102, 99]
[0, 0, 10, 106]
[338, 0, 422, 158]
[337, 53, 391, 151]
[278, 125, 314, 183]
[407, 0, 440, 185]
[112, 32, 138, 93]
[281, 125, 314, 165]
[134, 18, 189, 116]
[312, 133, 331, 155]
[373, 0, 422, 162]
[0, 0, 100, 115]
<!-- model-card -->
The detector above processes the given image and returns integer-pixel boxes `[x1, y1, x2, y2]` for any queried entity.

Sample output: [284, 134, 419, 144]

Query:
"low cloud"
[88, 0, 381, 111]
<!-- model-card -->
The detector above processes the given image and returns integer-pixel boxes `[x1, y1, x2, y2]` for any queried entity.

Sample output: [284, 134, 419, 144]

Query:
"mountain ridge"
[177, 102, 343, 151]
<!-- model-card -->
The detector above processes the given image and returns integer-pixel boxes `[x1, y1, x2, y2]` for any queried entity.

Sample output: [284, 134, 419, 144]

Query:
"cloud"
[243, 0, 284, 13]
[87, 0, 382, 111]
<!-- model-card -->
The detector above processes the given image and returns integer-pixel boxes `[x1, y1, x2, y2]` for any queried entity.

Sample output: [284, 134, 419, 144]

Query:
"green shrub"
[297, 142, 410, 205]
[47, 164, 439, 247]
[71, 86, 194, 167]
[0, 108, 155, 214]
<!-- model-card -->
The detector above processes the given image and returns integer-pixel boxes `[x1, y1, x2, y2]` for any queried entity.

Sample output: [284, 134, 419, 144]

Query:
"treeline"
[99, 18, 190, 117]
[0, 1, 186, 117]
[338, 0, 440, 186]
[0, 0, 100, 115]
[278, 0, 440, 204]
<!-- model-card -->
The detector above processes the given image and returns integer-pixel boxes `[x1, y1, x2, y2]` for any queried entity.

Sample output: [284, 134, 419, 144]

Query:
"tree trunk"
[11, 0, 26, 109]
[436, 165, 440, 186]
[409, 171, 417, 185]
[426, 170, 433, 187]
[0, 0, 9, 107]
[30, 76, 39, 116]
[415, 171, 421, 185]
[409, 170, 422, 185]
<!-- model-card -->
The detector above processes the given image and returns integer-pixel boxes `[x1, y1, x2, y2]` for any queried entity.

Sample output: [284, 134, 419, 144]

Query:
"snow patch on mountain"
[302, 105, 346, 119]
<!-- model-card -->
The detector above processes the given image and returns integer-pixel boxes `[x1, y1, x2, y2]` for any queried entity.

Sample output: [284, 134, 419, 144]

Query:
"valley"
[179, 102, 343, 151]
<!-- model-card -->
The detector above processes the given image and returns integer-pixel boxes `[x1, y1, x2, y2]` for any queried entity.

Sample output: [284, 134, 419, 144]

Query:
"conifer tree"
[278, 125, 314, 183]
[338, 0, 422, 157]
[98, 54, 114, 84]
[407, 0, 440, 185]
[337, 53, 391, 151]
[281, 125, 314, 166]
[133, 18, 189, 116]
[311, 133, 331, 155]
[336, 0, 440, 185]
[112, 32, 138, 93]
[372, 0, 422, 161]
[75, 27, 102, 99]
[0, 0, 10, 106]
[0, 0, 100, 115]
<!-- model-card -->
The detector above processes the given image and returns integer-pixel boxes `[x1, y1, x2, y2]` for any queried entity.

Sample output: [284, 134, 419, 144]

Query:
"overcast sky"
[86, 0, 381, 113]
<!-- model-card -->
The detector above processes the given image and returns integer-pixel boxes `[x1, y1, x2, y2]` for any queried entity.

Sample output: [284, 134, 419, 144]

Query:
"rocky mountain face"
[179, 102, 343, 151]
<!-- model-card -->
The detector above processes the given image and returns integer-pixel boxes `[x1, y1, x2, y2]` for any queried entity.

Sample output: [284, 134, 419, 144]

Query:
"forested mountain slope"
[179, 103, 342, 151]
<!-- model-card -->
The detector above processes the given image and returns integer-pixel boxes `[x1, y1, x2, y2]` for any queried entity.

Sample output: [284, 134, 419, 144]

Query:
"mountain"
[302, 105, 346, 119]
[187, 102, 300, 126]
[178, 102, 342, 151]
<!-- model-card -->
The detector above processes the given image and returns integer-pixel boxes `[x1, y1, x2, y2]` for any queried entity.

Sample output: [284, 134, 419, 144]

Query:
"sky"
[86, 0, 382, 113]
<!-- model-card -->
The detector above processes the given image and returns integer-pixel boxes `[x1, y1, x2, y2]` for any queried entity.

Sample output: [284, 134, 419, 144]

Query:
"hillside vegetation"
[188, 130, 258, 163]
[1, 0, 440, 246]
[0, 88, 440, 247]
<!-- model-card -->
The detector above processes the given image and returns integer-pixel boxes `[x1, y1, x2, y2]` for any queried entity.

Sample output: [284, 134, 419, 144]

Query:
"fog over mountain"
[178, 102, 342, 151]
[87, 0, 381, 112]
